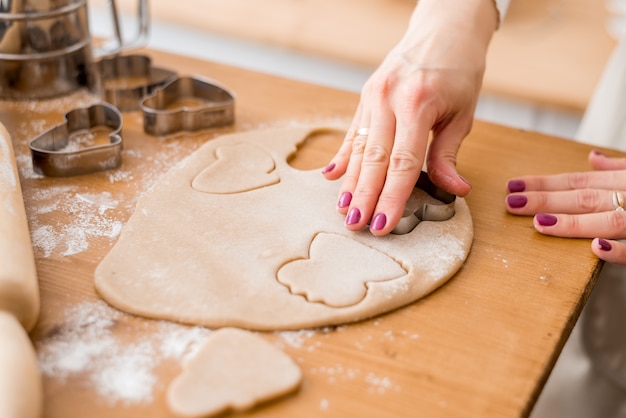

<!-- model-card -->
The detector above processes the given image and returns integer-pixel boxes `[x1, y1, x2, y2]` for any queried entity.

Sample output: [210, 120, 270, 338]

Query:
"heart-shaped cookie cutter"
[391, 170, 457, 235]
[29, 103, 123, 177]
[140, 76, 235, 136]
[92, 54, 178, 111]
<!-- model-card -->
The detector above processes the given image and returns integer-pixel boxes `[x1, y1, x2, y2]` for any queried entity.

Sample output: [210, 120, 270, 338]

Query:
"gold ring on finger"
[612, 190, 625, 211]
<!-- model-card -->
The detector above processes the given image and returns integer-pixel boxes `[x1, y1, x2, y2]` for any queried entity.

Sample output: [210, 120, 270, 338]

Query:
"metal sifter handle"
[94, 0, 150, 57]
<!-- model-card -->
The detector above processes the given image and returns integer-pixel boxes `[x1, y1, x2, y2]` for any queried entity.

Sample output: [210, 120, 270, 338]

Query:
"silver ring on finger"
[356, 127, 369, 137]
[612, 190, 625, 212]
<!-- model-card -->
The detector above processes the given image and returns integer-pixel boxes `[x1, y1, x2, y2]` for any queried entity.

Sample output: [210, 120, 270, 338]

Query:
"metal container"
[0, 0, 148, 100]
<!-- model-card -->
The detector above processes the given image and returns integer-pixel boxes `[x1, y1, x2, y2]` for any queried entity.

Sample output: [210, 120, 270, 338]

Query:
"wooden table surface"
[0, 49, 606, 418]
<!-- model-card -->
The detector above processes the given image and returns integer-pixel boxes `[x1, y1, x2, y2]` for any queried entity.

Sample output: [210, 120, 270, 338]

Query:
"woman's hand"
[505, 150, 626, 265]
[322, 0, 499, 236]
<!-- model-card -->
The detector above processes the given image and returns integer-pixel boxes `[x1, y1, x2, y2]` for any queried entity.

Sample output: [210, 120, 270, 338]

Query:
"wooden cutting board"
[0, 49, 607, 417]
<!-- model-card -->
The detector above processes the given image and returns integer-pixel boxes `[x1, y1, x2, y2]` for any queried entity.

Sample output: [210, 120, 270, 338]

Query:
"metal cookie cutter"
[391, 171, 457, 235]
[29, 103, 123, 177]
[140, 76, 235, 136]
[92, 54, 177, 111]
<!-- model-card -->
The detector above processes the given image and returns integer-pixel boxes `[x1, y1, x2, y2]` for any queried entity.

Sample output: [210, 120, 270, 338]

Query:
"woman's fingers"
[532, 211, 626, 240]
[322, 104, 366, 183]
[589, 150, 626, 171]
[506, 189, 626, 215]
[342, 114, 398, 231]
[505, 152, 626, 265]
[591, 238, 626, 266]
[366, 116, 430, 236]
[506, 170, 626, 193]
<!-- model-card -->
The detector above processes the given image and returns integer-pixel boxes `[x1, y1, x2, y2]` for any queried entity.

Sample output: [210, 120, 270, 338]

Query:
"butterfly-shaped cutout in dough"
[167, 328, 302, 418]
[191, 143, 279, 194]
[277, 233, 407, 307]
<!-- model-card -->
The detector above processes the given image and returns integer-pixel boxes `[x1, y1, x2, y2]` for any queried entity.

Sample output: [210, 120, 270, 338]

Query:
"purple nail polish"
[536, 213, 557, 227]
[507, 195, 527, 209]
[507, 180, 526, 193]
[592, 150, 607, 157]
[346, 208, 361, 225]
[371, 213, 387, 231]
[322, 163, 335, 174]
[598, 238, 612, 251]
[338, 192, 352, 208]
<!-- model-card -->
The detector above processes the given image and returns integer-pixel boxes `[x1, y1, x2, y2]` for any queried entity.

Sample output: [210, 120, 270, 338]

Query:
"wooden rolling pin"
[0, 311, 42, 418]
[0, 123, 43, 418]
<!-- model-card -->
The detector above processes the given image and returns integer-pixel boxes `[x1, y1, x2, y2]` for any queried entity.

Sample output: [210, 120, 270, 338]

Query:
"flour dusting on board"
[28, 188, 123, 257]
[37, 301, 211, 405]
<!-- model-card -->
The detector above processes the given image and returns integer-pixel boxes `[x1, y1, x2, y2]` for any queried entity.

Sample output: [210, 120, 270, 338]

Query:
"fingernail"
[598, 238, 612, 251]
[322, 163, 335, 174]
[507, 195, 527, 209]
[507, 180, 526, 193]
[371, 213, 387, 231]
[592, 150, 607, 157]
[346, 208, 361, 225]
[536, 213, 557, 227]
[338, 192, 352, 208]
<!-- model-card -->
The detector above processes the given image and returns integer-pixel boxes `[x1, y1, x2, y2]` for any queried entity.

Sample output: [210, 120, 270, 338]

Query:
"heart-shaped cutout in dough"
[167, 328, 302, 418]
[277, 233, 407, 307]
[191, 143, 279, 194]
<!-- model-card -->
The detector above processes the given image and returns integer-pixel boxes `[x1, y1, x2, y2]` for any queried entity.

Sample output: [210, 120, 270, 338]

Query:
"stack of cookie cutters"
[29, 54, 236, 177]
[391, 170, 456, 235]
[91, 54, 177, 111]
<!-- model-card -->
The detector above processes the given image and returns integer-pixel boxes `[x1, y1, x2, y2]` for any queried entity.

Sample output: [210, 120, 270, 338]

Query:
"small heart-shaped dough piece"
[167, 328, 302, 418]
[191, 143, 279, 194]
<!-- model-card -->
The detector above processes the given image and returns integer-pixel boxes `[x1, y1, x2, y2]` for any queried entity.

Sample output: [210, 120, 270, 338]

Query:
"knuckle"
[576, 189, 602, 212]
[367, 73, 396, 96]
[388, 148, 421, 174]
[351, 137, 367, 155]
[377, 192, 408, 211]
[554, 214, 578, 235]
[353, 184, 380, 201]
[363, 144, 390, 165]
[608, 212, 626, 235]
[535, 192, 550, 208]
[566, 173, 589, 189]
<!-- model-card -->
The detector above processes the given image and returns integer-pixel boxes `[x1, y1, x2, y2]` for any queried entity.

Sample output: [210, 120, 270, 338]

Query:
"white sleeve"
[494, 0, 511, 25]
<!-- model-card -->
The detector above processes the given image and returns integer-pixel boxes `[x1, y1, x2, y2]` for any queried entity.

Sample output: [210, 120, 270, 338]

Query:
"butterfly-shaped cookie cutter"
[140, 76, 235, 136]
[92, 54, 178, 111]
[391, 171, 457, 235]
[29, 103, 123, 177]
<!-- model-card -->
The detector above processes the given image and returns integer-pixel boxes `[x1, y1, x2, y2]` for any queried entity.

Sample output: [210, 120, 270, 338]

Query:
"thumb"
[425, 118, 472, 197]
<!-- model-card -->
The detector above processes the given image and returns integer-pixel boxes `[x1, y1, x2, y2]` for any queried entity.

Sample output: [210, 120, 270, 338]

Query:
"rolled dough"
[95, 126, 473, 330]
[167, 327, 301, 418]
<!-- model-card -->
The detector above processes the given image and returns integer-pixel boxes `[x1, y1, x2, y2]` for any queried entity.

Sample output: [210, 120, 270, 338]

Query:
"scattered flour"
[27, 188, 124, 257]
[365, 372, 400, 395]
[310, 362, 400, 395]
[275, 329, 316, 349]
[320, 398, 329, 411]
[37, 300, 211, 405]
